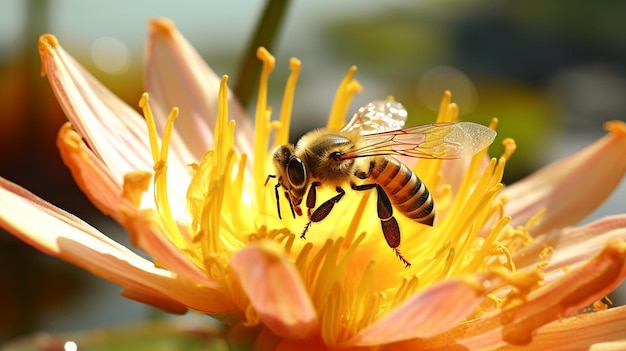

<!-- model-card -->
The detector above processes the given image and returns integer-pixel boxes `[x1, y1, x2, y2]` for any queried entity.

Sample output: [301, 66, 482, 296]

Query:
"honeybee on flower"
[0, 17, 625, 351]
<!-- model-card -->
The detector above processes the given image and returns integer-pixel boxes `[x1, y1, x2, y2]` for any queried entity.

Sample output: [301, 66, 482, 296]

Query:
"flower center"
[137, 47, 545, 344]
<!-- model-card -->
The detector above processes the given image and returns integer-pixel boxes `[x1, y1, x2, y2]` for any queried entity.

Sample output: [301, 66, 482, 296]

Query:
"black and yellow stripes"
[369, 156, 435, 226]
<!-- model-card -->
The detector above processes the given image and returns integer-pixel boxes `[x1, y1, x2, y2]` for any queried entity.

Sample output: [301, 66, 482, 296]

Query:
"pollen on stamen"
[501, 137, 517, 161]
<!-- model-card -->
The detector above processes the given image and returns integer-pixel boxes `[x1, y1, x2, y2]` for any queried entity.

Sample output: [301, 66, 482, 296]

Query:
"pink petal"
[120, 287, 187, 314]
[231, 240, 318, 339]
[145, 18, 254, 162]
[57, 125, 207, 284]
[395, 306, 626, 351]
[496, 305, 626, 351]
[513, 215, 626, 284]
[39, 34, 152, 183]
[501, 121, 626, 236]
[40, 35, 191, 212]
[344, 279, 483, 347]
[458, 240, 626, 348]
[0, 177, 235, 313]
[276, 339, 365, 351]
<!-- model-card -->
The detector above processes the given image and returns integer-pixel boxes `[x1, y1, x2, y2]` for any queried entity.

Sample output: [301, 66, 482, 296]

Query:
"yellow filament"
[254, 47, 275, 194]
[202, 76, 244, 254]
[302, 239, 333, 289]
[392, 276, 420, 308]
[138, 93, 186, 249]
[214, 76, 229, 166]
[139, 93, 161, 162]
[294, 242, 314, 272]
[273, 58, 301, 148]
[436, 91, 452, 122]
[347, 261, 377, 333]
[342, 191, 371, 249]
[326, 66, 363, 130]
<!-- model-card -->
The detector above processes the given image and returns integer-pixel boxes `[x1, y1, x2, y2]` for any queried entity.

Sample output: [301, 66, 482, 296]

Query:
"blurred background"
[1, 0, 625, 346]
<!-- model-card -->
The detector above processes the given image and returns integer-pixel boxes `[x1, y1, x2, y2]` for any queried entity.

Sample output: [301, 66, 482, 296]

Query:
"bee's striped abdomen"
[369, 156, 435, 226]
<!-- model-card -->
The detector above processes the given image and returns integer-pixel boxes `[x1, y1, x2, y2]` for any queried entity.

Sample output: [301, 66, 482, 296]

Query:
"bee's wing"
[342, 122, 497, 160]
[341, 100, 408, 135]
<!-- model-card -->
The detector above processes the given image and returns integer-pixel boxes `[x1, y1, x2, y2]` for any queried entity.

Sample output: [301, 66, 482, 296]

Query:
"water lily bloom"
[1, 17, 626, 350]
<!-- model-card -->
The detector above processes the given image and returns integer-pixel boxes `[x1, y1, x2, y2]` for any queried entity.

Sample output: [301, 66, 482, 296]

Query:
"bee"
[266, 100, 497, 267]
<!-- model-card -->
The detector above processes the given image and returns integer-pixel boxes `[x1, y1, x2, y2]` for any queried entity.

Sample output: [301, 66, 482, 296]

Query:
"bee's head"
[271, 144, 308, 205]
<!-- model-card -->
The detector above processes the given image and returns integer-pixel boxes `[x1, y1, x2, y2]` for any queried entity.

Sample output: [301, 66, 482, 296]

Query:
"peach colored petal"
[501, 121, 626, 236]
[57, 123, 131, 216]
[277, 338, 366, 351]
[591, 341, 626, 351]
[57, 124, 209, 285]
[231, 240, 318, 339]
[0, 177, 235, 313]
[120, 287, 188, 314]
[40, 35, 191, 212]
[344, 279, 483, 347]
[145, 18, 254, 162]
[493, 306, 626, 351]
[393, 307, 626, 351]
[457, 240, 626, 348]
[513, 215, 626, 284]
[54, 233, 235, 314]
[39, 34, 153, 182]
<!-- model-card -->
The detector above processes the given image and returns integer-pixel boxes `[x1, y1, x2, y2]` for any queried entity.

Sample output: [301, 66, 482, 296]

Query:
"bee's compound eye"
[287, 156, 306, 187]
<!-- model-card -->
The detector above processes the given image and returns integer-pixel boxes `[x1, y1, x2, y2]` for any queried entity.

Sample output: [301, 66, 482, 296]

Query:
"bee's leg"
[283, 191, 296, 219]
[305, 182, 321, 218]
[301, 185, 345, 239]
[301, 181, 320, 239]
[351, 182, 411, 267]
[273, 183, 282, 219]
[309, 187, 345, 222]
[264, 175, 283, 219]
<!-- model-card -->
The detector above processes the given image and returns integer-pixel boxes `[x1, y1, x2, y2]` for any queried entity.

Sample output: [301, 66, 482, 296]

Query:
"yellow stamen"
[436, 91, 452, 122]
[254, 47, 275, 195]
[341, 191, 371, 249]
[273, 58, 302, 148]
[326, 66, 363, 130]
[139, 93, 187, 250]
[140, 93, 161, 163]
[347, 261, 379, 332]
[187, 76, 244, 256]
[501, 137, 516, 161]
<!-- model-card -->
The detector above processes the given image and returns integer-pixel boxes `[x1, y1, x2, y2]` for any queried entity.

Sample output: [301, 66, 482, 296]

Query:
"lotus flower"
[1, 18, 626, 350]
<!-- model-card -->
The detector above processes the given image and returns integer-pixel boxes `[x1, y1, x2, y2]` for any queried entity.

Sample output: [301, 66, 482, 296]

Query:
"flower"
[1, 17, 626, 350]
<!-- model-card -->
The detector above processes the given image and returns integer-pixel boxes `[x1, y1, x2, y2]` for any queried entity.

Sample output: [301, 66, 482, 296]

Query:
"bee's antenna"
[265, 175, 283, 219]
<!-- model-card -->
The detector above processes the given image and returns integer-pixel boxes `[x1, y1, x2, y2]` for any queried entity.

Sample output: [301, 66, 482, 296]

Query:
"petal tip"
[38, 34, 58, 76]
[604, 120, 626, 136]
[148, 18, 176, 37]
[38, 34, 58, 51]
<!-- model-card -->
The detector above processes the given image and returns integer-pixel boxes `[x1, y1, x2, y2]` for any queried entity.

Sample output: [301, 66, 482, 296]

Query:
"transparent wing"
[342, 122, 497, 160]
[341, 100, 408, 135]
